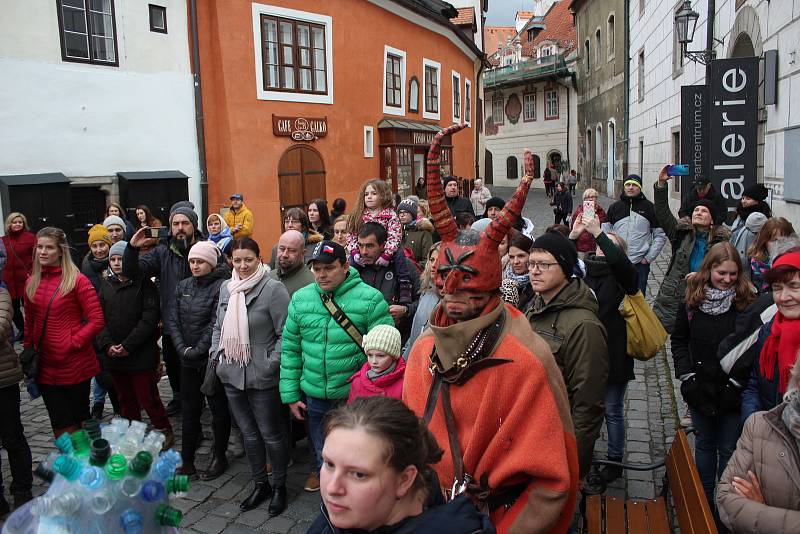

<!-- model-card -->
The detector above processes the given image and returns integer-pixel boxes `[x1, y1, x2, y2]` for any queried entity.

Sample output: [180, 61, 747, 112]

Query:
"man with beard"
[268, 230, 315, 296]
[403, 126, 578, 534]
[124, 205, 209, 415]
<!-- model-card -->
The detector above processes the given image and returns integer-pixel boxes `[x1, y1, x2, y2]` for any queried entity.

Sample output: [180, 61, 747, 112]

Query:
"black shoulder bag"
[320, 293, 364, 352]
[19, 288, 59, 379]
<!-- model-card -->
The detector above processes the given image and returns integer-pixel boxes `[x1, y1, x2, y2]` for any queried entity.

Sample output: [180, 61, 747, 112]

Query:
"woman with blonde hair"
[671, 241, 755, 514]
[569, 188, 606, 254]
[1, 212, 35, 339]
[331, 214, 349, 247]
[747, 217, 795, 293]
[24, 227, 105, 437]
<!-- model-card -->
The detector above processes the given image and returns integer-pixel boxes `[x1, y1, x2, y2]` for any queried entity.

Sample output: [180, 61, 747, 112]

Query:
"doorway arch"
[506, 156, 518, 180]
[278, 145, 327, 213]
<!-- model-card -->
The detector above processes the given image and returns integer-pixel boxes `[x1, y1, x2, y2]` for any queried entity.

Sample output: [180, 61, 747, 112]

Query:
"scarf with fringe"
[218, 262, 266, 366]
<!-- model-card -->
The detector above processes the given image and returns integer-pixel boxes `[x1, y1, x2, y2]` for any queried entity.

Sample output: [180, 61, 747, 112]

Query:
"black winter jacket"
[81, 252, 108, 294]
[679, 182, 729, 221]
[552, 190, 573, 216]
[97, 275, 161, 372]
[165, 266, 231, 368]
[307, 495, 496, 534]
[583, 232, 639, 384]
[445, 195, 475, 218]
[671, 301, 745, 417]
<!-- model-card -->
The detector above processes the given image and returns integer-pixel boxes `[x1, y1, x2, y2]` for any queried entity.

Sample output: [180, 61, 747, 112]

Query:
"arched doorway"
[506, 156, 518, 180]
[731, 34, 755, 58]
[484, 149, 493, 184]
[278, 145, 327, 214]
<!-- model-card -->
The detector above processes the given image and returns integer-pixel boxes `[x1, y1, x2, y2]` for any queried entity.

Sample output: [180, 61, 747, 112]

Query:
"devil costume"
[402, 126, 579, 534]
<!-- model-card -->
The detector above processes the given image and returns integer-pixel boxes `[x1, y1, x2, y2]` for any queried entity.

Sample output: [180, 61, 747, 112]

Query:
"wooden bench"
[585, 428, 717, 534]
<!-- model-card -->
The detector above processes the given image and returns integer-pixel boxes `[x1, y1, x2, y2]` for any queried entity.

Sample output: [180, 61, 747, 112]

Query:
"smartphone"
[666, 164, 689, 177]
[583, 200, 595, 220]
[148, 227, 169, 239]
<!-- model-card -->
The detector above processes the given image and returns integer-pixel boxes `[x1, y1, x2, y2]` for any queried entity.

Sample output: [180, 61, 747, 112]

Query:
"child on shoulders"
[347, 325, 405, 403]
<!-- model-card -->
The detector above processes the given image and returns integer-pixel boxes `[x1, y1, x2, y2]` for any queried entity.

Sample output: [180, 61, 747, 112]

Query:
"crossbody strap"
[35, 288, 60, 351]
[320, 293, 364, 349]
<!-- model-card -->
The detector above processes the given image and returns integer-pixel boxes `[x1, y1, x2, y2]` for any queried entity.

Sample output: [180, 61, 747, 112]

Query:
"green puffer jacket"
[652, 183, 730, 333]
[526, 278, 608, 477]
[279, 267, 393, 403]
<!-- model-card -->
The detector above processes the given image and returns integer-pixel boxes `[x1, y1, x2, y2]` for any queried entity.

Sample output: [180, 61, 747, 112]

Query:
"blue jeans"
[635, 261, 650, 295]
[690, 409, 742, 506]
[91, 377, 107, 406]
[306, 396, 345, 472]
[604, 382, 628, 460]
[225, 385, 290, 486]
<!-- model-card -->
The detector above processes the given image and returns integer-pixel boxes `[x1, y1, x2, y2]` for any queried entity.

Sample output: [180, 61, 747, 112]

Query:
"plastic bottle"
[34, 451, 61, 483]
[79, 466, 117, 515]
[141, 430, 165, 458]
[54, 433, 73, 455]
[70, 430, 91, 458]
[104, 453, 128, 481]
[155, 504, 182, 527]
[140, 480, 165, 503]
[127, 420, 147, 442]
[129, 451, 153, 478]
[90, 438, 111, 467]
[30, 492, 81, 516]
[82, 418, 101, 441]
[53, 455, 82, 482]
[150, 449, 181, 482]
[165, 475, 189, 497]
[120, 476, 142, 499]
[119, 508, 144, 534]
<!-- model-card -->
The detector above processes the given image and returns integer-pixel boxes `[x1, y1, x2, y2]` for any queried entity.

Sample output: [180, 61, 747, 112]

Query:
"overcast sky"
[485, 1, 528, 25]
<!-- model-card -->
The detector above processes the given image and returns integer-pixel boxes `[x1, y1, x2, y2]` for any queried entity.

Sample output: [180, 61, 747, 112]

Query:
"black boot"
[200, 455, 229, 481]
[600, 457, 624, 483]
[0, 494, 9, 518]
[268, 485, 287, 516]
[240, 481, 272, 511]
[13, 493, 33, 509]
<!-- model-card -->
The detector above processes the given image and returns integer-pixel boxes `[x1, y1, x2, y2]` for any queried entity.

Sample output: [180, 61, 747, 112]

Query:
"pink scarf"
[218, 263, 266, 366]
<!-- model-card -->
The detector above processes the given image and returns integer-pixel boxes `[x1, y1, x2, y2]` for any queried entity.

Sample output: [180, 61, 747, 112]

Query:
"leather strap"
[320, 293, 364, 350]
[35, 287, 60, 351]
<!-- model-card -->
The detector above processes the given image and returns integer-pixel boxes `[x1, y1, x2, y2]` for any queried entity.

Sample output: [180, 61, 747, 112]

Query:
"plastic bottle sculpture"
[2, 418, 185, 534]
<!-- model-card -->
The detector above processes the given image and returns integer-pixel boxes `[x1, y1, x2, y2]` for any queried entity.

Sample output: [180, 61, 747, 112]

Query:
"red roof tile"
[521, 1, 575, 57]
[516, 11, 535, 21]
[484, 26, 517, 53]
[450, 7, 475, 26]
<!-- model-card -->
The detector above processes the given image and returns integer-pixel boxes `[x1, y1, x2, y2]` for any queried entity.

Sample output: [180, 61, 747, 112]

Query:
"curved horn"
[484, 149, 534, 244]
[427, 123, 469, 242]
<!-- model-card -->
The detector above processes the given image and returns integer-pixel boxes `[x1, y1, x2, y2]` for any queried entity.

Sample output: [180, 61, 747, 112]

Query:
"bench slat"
[626, 500, 648, 534]
[586, 494, 602, 534]
[645, 497, 670, 534]
[666, 430, 717, 534]
[606, 496, 625, 532]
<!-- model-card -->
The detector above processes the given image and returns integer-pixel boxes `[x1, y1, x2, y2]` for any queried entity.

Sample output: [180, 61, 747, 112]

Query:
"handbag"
[200, 353, 220, 396]
[319, 293, 364, 352]
[621, 290, 668, 361]
[19, 288, 59, 379]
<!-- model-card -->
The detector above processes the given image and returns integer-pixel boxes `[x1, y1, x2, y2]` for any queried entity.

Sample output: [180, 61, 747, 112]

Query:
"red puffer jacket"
[2, 230, 35, 299]
[571, 204, 607, 253]
[346, 357, 406, 404]
[24, 266, 104, 385]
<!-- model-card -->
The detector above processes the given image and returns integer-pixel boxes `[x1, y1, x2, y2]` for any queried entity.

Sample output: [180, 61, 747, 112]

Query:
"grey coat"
[211, 275, 290, 391]
[402, 290, 440, 360]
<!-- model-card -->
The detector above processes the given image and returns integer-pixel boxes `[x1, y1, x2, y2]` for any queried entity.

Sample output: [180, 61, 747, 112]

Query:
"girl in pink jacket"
[347, 325, 405, 403]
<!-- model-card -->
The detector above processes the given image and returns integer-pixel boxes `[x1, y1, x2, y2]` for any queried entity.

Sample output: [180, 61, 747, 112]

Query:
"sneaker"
[304, 471, 320, 492]
[166, 399, 181, 417]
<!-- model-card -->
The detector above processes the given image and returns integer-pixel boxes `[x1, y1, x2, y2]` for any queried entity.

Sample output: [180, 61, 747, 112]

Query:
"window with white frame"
[423, 58, 440, 120]
[364, 126, 374, 158]
[545, 88, 558, 119]
[638, 48, 645, 102]
[382, 45, 406, 115]
[464, 79, 472, 125]
[452, 71, 461, 122]
[57, 0, 118, 65]
[523, 91, 536, 121]
[408, 77, 419, 113]
[607, 14, 615, 58]
[492, 93, 504, 125]
[541, 45, 552, 57]
[253, 4, 333, 104]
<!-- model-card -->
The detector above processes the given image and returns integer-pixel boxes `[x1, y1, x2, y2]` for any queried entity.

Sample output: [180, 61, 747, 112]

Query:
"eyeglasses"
[284, 218, 299, 224]
[528, 261, 559, 271]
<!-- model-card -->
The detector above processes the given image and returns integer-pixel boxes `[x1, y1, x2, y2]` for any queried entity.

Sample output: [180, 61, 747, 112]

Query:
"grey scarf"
[699, 287, 735, 316]
[782, 390, 800, 448]
[366, 361, 397, 380]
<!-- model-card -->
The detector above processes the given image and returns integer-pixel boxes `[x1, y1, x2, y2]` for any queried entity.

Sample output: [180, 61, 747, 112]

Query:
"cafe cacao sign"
[272, 115, 327, 142]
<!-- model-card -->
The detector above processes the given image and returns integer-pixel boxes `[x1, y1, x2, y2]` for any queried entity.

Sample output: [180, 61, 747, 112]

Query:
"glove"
[376, 253, 392, 267]
[351, 252, 365, 266]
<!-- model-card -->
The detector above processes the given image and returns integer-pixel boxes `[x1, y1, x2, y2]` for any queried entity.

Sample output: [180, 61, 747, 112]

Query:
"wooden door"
[278, 145, 326, 213]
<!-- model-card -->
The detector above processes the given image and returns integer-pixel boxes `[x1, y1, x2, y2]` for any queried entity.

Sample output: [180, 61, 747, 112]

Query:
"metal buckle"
[450, 474, 473, 500]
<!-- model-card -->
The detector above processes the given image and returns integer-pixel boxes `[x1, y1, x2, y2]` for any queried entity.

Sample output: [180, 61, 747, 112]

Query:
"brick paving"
[0, 184, 683, 533]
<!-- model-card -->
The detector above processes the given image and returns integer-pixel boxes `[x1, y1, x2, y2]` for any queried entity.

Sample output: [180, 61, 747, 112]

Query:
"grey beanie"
[170, 206, 198, 231]
[109, 240, 128, 258]
[103, 215, 125, 230]
[397, 198, 418, 219]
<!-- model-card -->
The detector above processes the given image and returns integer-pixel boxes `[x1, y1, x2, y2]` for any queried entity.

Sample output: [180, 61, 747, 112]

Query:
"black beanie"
[692, 199, 721, 225]
[742, 183, 768, 202]
[532, 232, 578, 278]
[443, 176, 459, 187]
[484, 196, 505, 214]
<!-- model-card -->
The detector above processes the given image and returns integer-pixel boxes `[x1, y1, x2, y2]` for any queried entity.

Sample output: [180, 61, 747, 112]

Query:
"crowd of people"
[0, 131, 798, 532]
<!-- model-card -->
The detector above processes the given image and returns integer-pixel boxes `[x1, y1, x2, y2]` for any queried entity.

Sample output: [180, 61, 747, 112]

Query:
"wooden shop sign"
[272, 115, 328, 141]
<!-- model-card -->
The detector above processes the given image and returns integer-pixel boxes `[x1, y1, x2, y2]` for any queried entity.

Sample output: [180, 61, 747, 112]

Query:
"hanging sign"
[681, 85, 709, 195]
[272, 115, 328, 141]
[709, 57, 759, 208]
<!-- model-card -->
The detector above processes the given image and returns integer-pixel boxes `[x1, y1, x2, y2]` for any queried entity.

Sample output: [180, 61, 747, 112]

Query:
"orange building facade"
[197, 0, 482, 248]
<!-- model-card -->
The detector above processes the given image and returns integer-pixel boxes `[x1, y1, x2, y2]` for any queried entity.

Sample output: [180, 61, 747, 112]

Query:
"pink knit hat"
[188, 240, 219, 267]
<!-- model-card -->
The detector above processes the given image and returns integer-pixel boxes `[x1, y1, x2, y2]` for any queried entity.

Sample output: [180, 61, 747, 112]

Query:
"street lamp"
[675, 0, 713, 65]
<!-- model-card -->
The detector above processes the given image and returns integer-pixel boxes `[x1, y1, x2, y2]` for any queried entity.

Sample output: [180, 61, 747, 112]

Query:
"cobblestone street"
[0, 184, 682, 533]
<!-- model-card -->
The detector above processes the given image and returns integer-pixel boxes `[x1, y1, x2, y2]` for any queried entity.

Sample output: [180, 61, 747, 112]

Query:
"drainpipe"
[189, 0, 208, 223]
[475, 59, 485, 180]
[622, 0, 630, 179]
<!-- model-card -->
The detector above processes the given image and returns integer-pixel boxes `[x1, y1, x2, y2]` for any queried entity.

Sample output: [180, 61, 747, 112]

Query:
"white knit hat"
[103, 215, 126, 230]
[362, 325, 402, 359]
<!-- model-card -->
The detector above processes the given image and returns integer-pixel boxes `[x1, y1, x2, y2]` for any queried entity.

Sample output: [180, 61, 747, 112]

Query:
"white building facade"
[628, 0, 799, 222]
[0, 0, 201, 237]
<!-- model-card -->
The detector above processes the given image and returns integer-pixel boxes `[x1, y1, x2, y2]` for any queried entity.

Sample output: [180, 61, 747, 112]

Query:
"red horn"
[484, 149, 534, 244]
[427, 123, 469, 242]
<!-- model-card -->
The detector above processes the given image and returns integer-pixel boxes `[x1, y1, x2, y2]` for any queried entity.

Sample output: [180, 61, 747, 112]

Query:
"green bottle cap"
[155, 504, 182, 527]
[105, 453, 128, 480]
[166, 474, 189, 494]
[70, 430, 91, 457]
[129, 451, 153, 478]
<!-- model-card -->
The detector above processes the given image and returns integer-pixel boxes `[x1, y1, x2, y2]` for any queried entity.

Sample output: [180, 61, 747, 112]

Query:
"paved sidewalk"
[0, 185, 682, 533]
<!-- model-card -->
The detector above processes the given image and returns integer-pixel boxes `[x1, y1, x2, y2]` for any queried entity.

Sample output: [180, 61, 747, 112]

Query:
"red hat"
[427, 125, 533, 295]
